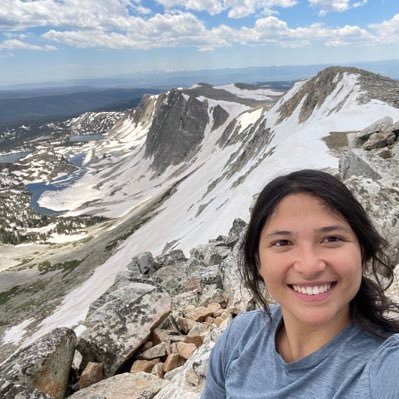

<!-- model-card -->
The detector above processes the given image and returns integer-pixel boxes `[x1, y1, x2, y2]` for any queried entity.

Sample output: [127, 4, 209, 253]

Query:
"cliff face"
[144, 90, 210, 173]
[2, 67, 399, 399]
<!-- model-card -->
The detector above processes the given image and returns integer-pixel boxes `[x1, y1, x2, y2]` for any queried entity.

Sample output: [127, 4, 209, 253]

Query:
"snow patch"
[2, 318, 34, 346]
[215, 83, 284, 100]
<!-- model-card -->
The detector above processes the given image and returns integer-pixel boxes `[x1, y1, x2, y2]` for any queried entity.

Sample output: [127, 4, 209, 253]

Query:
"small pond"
[0, 151, 31, 163]
[69, 134, 103, 143]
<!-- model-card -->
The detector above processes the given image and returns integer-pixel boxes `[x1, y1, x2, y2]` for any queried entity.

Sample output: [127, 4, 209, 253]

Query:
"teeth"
[292, 283, 332, 295]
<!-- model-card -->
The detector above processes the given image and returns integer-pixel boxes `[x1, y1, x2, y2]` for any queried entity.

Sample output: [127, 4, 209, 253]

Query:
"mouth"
[288, 282, 337, 296]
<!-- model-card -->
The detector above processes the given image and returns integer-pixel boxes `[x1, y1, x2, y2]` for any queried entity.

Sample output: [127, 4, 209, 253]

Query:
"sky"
[0, 0, 398, 86]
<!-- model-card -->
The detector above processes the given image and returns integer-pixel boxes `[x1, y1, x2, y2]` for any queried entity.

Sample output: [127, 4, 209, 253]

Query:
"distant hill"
[0, 88, 161, 124]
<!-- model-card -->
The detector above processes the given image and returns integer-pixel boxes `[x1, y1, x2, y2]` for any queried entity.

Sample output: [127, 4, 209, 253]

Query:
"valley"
[0, 68, 398, 397]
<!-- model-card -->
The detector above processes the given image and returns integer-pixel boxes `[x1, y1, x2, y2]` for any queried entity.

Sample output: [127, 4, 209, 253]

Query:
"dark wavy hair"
[240, 169, 399, 336]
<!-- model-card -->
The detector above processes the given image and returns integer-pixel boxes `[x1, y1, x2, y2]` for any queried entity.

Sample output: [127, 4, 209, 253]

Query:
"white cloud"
[43, 12, 220, 49]
[0, 0, 391, 53]
[40, 11, 377, 52]
[0, 39, 56, 51]
[155, 0, 297, 18]
[0, 0, 147, 31]
[369, 13, 399, 44]
[309, 0, 367, 16]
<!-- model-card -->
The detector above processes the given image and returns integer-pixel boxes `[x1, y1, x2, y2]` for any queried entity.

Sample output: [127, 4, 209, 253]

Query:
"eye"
[322, 236, 342, 244]
[272, 239, 291, 247]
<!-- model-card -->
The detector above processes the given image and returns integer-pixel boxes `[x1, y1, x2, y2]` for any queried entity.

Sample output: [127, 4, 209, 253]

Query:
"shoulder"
[225, 306, 279, 338]
[367, 333, 399, 398]
[217, 306, 280, 354]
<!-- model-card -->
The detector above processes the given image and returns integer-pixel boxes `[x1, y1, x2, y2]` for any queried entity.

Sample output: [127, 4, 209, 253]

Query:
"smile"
[290, 283, 335, 296]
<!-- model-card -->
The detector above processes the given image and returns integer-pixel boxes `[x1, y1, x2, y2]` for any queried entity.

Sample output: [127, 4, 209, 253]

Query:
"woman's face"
[258, 193, 362, 331]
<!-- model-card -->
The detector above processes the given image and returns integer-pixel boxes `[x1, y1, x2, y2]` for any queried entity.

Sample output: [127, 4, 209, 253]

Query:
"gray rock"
[363, 132, 396, 151]
[0, 379, 52, 399]
[344, 175, 399, 266]
[225, 218, 247, 247]
[171, 291, 200, 313]
[128, 252, 157, 275]
[69, 372, 168, 399]
[357, 116, 394, 140]
[163, 366, 184, 381]
[203, 245, 231, 266]
[340, 149, 382, 180]
[211, 105, 229, 131]
[155, 249, 187, 266]
[86, 280, 156, 322]
[77, 282, 171, 377]
[144, 90, 209, 173]
[154, 326, 223, 399]
[0, 327, 76, 399]
[221, 242, 255, 314]
[138, 342, 167, 360]
[190, 266, 223, 289]
[199, 287, 229, 308]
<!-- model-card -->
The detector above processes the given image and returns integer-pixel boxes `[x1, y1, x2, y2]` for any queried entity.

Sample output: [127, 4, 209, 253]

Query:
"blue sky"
[0, 0, 398, 86]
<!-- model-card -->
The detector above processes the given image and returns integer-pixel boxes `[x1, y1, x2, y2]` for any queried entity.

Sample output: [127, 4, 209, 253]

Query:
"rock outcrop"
[77, 280, 172, 377]
[144, 89, 210, 173]
[1, 116, 399, 399]
[340, 116, 399, 265]
[0, 328, 76, 399]
[69, 372, 168, 399]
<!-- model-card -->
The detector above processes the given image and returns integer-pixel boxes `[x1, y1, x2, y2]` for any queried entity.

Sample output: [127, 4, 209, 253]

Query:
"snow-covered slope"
[8, 66, 399, 346]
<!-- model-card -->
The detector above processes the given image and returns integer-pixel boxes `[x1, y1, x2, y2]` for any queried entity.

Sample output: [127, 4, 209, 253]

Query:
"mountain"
[0, 67, 399, 396]
[0, 88, 161, 125]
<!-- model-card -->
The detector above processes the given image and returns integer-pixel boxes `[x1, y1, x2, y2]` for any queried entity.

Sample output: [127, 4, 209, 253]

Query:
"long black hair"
[240, 169, 399, 336]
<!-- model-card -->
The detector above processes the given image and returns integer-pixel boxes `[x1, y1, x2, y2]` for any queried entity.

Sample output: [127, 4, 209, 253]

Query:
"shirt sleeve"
[368, 334, 399, 399]
[200, 318, 237, 399]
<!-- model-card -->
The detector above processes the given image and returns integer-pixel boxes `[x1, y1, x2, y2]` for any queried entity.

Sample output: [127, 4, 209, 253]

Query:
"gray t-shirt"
[201, 307, 399, 398]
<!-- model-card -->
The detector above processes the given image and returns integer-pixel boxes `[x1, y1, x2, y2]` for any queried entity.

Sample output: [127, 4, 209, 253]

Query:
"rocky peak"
[129, 94, 158, 128]
[144, 89, 210, 173]
[277, 66, 356, 123]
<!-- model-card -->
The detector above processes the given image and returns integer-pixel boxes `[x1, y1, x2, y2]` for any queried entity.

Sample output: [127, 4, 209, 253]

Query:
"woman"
[201, 169, 399, 398]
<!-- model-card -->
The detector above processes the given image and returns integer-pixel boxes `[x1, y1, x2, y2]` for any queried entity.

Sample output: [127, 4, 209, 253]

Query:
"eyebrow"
[264, 225, 352, 239]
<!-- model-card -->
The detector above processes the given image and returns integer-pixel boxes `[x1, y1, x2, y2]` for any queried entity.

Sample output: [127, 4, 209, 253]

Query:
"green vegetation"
[37, 258, 84, 276]
[0, 285, 20, 305]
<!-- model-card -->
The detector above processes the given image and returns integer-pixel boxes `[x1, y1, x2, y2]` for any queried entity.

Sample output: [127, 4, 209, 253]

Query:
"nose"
[293, 244, 326, 276]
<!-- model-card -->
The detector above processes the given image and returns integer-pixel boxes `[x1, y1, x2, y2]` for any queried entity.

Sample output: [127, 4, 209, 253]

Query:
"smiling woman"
[201, 169, 399, 399]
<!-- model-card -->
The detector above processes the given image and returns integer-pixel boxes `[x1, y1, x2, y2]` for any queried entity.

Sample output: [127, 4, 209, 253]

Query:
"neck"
[277, 311, 350, 363]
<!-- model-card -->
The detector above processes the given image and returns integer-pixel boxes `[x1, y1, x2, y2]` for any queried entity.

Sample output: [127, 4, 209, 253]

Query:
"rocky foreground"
[0, 116, 399, 398]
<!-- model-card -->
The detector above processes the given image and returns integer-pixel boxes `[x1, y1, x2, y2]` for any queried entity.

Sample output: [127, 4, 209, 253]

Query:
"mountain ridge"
[0, 65, 399, 372]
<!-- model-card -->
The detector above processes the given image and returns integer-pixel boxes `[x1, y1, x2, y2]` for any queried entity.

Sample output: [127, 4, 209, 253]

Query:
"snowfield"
[3, 71, 399, 349]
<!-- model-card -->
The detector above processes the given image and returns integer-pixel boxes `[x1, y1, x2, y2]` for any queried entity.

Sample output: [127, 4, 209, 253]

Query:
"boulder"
[356, 116, 394, 141]
[185, 303, 221, 322]
[128, 252, 157, 275]
[363, 132, 396, 151]
[155, 249, 187, 266]
[154, 325, 225, 399]
[176, 342, 197, 360]
[138, 342, 167, 360]
[0, 327, 76, 399]
[0, 379, 52, 399]
[344, 175, 399, 266]
[220, 244, 255, 313]
[131, 359, 160, 373]
[79, 362, 103, 389]
[152, 362, 165, 378]
[164, 353, 185, 373]
[77, 281, 171, 377]
[69, 372, 168, 399]
[225, 218, 247, 247]
[199, 287, 229, 307]
[340, 149, 382, 181]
